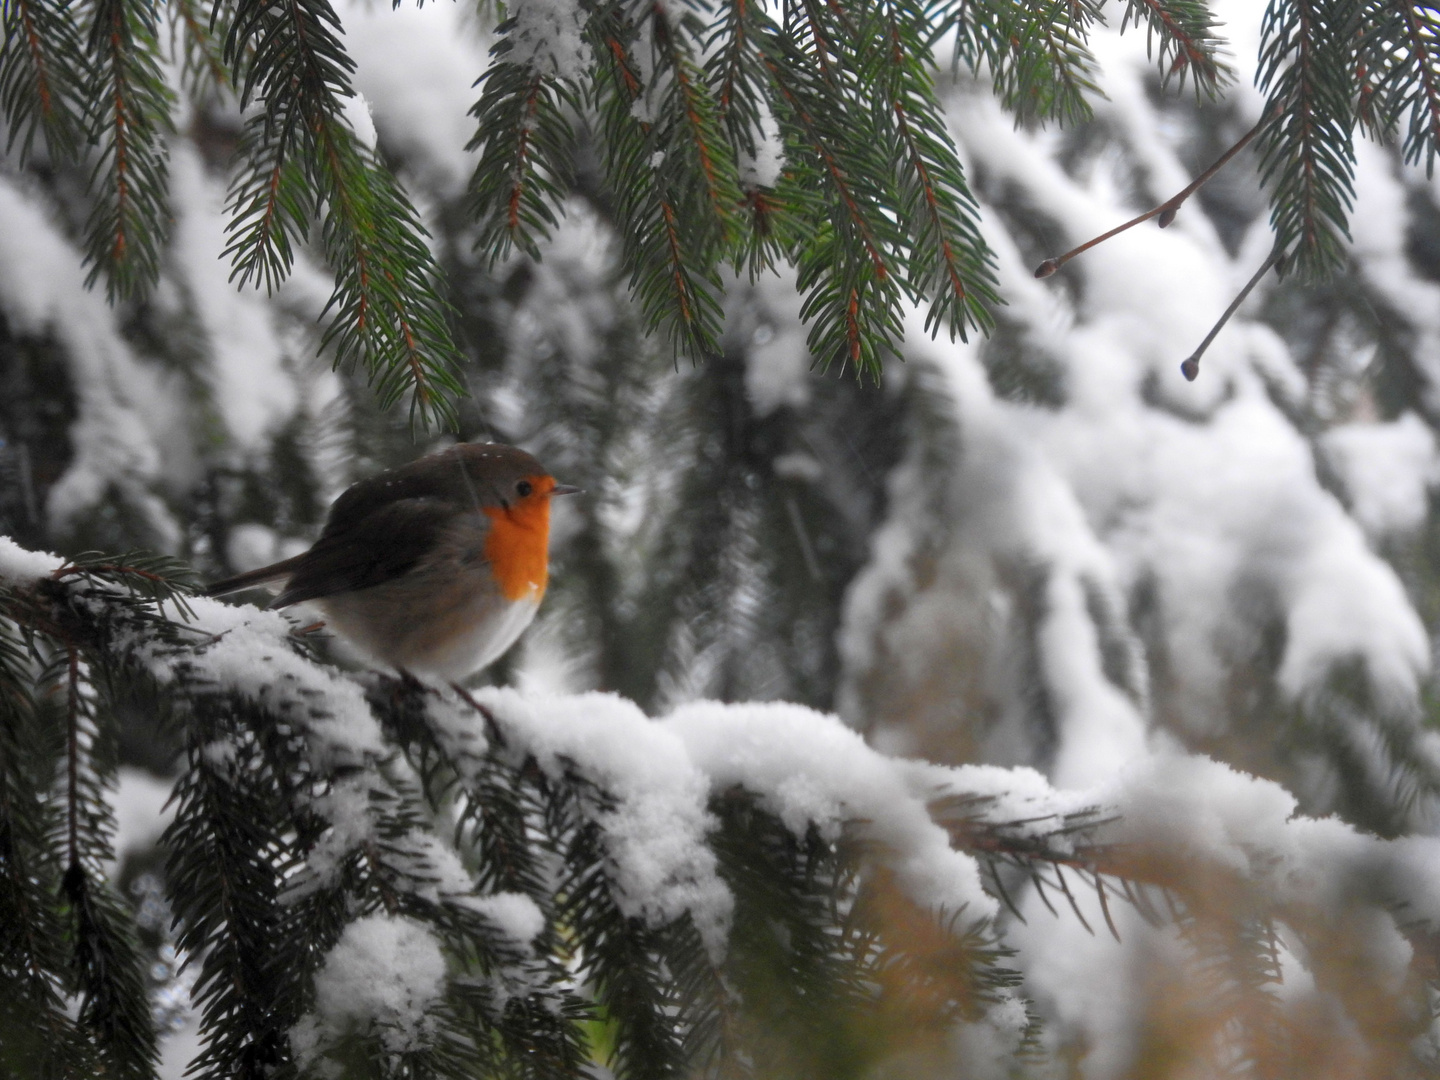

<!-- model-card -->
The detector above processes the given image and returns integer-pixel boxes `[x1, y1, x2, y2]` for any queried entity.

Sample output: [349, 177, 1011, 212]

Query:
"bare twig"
[1034, 114, 1265, 279]
[1179, 246, 1283, 381]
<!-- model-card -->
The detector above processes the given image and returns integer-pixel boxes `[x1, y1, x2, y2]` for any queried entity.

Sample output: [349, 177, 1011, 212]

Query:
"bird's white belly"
[430, 593, 541, 679]
[314, 571, 541, 681]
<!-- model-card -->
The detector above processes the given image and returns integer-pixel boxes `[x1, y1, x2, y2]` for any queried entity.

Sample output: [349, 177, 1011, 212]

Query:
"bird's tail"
[205, 554, 306, 598]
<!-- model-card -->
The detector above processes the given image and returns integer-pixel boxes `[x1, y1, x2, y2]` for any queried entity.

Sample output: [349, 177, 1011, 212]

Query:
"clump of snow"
[291, 915, 447, 1067]
[663, 699, 998, 922]
[501, 0, 592, 81]
[464, 891, 546, 946]
[0, 534, 64, 582]
[739, 100, 786, 188]
[340, 92, 378, 151]
[338, 0, 488, 194]
[468, 686, 733, 955]
[1322, 413, 1438, 540]
[299, 777, 380, 888]
[136, 596, 389, 770]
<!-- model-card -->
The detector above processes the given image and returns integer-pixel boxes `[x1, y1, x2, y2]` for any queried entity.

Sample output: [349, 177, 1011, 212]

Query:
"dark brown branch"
[1034, 113, 1265, 278]
[1179, 246, 1283, 381]
[66, 646, 80, 871]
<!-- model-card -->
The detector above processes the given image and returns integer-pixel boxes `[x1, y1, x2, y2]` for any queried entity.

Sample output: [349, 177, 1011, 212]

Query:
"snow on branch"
[4, 534, 1440, 1076]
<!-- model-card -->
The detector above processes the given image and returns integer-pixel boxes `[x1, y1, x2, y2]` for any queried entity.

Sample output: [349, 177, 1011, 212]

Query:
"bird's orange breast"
[482, 498, 551, 602]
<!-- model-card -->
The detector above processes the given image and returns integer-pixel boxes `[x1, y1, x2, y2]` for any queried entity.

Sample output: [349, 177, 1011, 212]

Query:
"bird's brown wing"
[320, 447, 484, 538]
[273, 497, 459, 607]
[205, 554, 308, 598]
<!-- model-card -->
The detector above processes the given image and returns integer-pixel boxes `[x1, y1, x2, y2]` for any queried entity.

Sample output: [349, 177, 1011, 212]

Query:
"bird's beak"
[551, 483, 583, 496]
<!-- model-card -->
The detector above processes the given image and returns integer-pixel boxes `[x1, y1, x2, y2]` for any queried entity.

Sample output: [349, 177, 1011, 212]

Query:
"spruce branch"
[81, 0, 175, 300]
[224, 113, 312, 294]
[1255, 0, 1357, 282]
[167, 0, 231, 102]
[0, 612, 94, 1078]
[1357, 1, 1440, 174]
[222, 0, 464, 428]
[708, 0, 767, 137]
[760, 35, 905, 375]
[1116, 0, 1232, 95]
[469, 62, 578, 262]
[648, 2, 743, 244]
[590, 1, 727, 360]
[944, 0, 1104, 126]
[312, 117, 466, 428]
[0, 0, 89, 162]
[62, 860, 159, 1080]
[873, 5, 998, 341]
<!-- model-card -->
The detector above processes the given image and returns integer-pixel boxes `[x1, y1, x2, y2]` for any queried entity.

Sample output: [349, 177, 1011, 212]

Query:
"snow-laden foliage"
[6, 539, 1440, 1079]
[8, 0, 1440, 1076]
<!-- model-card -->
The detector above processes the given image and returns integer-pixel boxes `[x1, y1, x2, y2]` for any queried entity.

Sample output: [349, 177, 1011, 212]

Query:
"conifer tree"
[7, 1, 1440, 1079]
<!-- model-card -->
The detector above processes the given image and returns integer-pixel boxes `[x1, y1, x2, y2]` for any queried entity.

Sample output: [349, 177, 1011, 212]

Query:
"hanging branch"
[589, 0, 727, 361]
[222, 0, 464, 428]
[81, 0, 174, 300]
[760, 33, 905, 376]
[1116, 0, 1234, 95]
[1357, 1, 1440, 173]
[1254, 0, 1357, 282]
[875, 6, 998, 341]
[0, 0, 89, 161]
[468, 33, 579, 263]
[940, 0, 1104, 126]
[166, 0, 231, 102]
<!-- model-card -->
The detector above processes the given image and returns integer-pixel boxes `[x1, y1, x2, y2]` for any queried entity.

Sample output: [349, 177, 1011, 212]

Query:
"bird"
[206, 442, 579, 681]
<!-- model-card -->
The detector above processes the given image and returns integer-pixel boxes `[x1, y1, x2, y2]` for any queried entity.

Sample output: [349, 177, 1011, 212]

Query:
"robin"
[206, 442, 579, 680]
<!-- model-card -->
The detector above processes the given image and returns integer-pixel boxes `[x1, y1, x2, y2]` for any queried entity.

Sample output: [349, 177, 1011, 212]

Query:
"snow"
[339, 0, 486, 194]
[340, 92, 378, 152]
[105, 767, 176, 877]
[1322, 413, 1439, 540]
[664, 699, 998, 921]
[467, 686, 734, 955]
[0, 179, 181, 546]
[464, 891, 546, 946]
[0, 534, 64, 581]
[500, 0, 592, 82]
[291, 914, 448, 1065]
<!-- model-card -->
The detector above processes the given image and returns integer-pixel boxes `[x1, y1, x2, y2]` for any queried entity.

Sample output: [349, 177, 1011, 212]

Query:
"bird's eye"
[516, 480, 533, 498]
